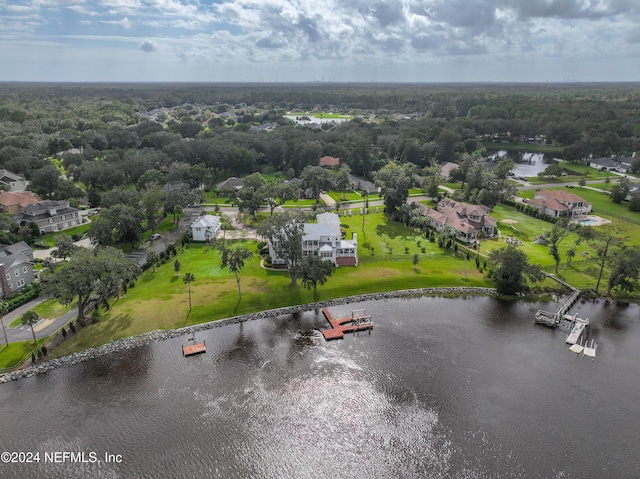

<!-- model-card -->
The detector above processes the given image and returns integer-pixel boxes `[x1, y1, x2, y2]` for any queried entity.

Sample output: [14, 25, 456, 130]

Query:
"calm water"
[1, 296, 639, 479]
[490, 151, 560, 177]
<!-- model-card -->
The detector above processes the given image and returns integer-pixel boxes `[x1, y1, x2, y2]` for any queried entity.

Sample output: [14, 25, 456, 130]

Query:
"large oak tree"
[42, 246, 141, 321]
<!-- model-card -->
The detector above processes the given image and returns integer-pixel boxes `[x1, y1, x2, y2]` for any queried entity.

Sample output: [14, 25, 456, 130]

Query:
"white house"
[190, 215, 221, 242]
[269, 212, 358, 267]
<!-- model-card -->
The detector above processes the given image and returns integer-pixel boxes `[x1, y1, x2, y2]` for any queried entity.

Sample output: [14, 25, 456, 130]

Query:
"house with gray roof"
[0, 169, 27, 192]
[17, 200, 81, 233]
[268, 212, 358, 267]
[216, 177, 244, 192]
[190, 214, 221, 242]
[589, 157, 628, 173]
[0, 241, 35, 298]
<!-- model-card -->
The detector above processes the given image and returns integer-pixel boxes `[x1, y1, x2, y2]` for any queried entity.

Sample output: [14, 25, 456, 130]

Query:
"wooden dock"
[183, 341, 206, 356]
[321, 307, 373, 340]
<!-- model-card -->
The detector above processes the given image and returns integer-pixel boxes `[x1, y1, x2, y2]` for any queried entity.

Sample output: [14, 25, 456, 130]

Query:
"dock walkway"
[321, 307, 373, 340]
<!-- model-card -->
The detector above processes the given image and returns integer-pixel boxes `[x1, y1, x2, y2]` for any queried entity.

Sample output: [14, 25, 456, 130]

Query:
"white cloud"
[139, 39, 157, 52]
[0, 0, 638, 81]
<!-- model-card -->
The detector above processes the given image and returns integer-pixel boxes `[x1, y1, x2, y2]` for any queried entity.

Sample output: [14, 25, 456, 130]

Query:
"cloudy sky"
[1, 0, 638, 82]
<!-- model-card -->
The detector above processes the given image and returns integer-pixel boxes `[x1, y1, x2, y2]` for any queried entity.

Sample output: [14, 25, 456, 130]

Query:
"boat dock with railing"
[534, 275, 596, 358]
[321, 307, 373, 340]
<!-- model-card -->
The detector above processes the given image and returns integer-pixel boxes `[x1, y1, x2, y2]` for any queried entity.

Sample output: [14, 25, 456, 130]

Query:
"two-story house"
[17, 200, 81, 233]
[269, 212, 358, 267]
[528, 190, 592, 218]
[190, 214, 221, 242]
[0, 241, 35, 298]
[411, 199, 497, 243]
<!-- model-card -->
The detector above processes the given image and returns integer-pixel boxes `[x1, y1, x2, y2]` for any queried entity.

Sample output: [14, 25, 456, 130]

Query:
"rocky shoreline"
[0, 287, 496, 384]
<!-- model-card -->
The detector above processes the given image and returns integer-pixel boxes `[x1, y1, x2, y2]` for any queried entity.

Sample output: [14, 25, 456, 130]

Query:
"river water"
[1, 296, 639, 479]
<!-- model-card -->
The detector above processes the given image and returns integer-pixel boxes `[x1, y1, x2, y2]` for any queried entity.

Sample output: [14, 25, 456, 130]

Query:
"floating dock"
[568, 338, 597, 358]
[321, 307, 373, 340]
[583, 340, 598, 358]
[183, 340, 206, 356]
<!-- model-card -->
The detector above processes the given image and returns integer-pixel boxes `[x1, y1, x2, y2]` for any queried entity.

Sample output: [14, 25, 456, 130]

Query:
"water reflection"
[0, 297, 639, 479]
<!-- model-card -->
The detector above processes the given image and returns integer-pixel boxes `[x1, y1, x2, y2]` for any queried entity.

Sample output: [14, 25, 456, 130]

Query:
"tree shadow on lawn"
[90, 312, 135, 341]
[375, 222, 410, 240]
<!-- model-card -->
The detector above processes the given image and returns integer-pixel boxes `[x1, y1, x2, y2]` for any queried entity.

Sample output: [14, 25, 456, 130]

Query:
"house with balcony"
[16, 200, 81, 233]
[269, 212, 358, 267]
[528, 190, 592, 218]
[411, 199, 497, 243]
[0, 241, 35, 298]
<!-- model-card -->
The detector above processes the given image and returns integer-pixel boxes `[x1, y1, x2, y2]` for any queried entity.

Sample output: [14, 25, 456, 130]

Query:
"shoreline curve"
[0, 287, 497, 384]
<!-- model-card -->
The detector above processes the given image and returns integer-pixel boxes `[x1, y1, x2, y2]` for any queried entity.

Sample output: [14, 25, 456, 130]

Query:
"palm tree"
[183, 273, 195, 312]
[21, 310, 39, 343]
[0, 300, 9, 346]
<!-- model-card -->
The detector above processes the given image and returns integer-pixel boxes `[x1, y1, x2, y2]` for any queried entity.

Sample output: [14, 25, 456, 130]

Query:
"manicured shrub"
[61, 327, 67, 338]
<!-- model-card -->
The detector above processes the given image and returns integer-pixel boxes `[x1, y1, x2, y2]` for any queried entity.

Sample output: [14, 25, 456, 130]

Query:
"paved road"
[1, 297, 77, 345]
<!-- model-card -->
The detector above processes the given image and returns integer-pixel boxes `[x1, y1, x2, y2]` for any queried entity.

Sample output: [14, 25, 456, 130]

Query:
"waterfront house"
[268, 212, 358, 267]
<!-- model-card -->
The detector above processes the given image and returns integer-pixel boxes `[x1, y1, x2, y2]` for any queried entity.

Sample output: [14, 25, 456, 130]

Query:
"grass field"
[50, 212, 491, 357]
[8, 298, 73, 328]
[328, 190, 365, 202]
[0, 339, 47, 370]
[37, 222, 91, 248]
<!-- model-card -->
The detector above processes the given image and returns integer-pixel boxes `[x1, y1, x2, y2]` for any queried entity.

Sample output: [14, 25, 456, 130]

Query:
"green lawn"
[526, 163, 614, 185]
[8, 298, 73, 328]
[37, 222, 91, 248]
[0, 339, 47, 370]
[328, 190, 366, 202]
[50, 212, 491, 357]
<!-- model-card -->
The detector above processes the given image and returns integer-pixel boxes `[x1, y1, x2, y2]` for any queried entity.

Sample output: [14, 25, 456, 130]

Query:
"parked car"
[150, 234, 160, 241]
[87, 209, 99, 216]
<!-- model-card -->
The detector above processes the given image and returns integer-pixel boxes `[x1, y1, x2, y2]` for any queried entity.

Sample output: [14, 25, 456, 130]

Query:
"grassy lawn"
[281, 198, 318, 207]
[0, 339, 47, 370]
[328, 190, 365, 202]
[8, 298, 73, 328]
[586, 182, 615, 191]
[526, 163, 614, 185]
[37, 222, 91, 248]
[50, 212, 492, 357]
